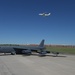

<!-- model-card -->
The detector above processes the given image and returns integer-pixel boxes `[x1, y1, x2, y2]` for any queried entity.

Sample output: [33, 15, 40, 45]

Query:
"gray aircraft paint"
[0, 40, 46, 55]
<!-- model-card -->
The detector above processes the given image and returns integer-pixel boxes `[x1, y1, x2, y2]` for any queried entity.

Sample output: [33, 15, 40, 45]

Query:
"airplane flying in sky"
[39, 12, 51, 16]
[0, 40, 49, 56]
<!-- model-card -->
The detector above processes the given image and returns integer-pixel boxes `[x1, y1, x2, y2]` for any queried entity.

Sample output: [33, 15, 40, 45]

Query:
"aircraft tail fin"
[49, 13, 51, 15]
[39, 39, 45, 47]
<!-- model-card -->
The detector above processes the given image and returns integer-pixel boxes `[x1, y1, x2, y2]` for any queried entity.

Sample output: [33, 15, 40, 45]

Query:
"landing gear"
[39, 51, 47, 56]
[11, 51, 16, 55]
[53, 52, 59, 57]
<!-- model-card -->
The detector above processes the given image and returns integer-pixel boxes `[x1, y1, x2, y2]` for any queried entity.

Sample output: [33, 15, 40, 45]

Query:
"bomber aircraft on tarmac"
[39, 12, 51, 17]
[0, 40, 60, 56]
[0, 40, 51, 56]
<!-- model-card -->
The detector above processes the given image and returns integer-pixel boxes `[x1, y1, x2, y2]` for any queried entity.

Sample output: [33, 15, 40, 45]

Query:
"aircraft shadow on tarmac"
[22, 53, 66, 57]
[0, 53, 66, 57]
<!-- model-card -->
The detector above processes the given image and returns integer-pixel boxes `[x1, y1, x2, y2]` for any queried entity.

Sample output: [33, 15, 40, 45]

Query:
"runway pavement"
[0, 53, 75, 75]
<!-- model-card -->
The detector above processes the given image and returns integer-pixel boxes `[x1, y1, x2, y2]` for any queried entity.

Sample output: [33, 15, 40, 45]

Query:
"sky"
[0, 0, 75, 45]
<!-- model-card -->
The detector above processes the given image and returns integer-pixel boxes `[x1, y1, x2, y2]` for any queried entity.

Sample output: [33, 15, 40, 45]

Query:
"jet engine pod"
[46, 51, 50, 53]
[22, 49, 31, 54]
[39, 51, 47, 56]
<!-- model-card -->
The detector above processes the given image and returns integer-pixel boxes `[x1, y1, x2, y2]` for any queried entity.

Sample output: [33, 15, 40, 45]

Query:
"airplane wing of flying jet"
[39, 12, 51, 16]
[0, 40, 49, 56]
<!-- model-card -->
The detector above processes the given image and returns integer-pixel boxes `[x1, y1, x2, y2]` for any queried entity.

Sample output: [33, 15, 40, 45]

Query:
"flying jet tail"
[49, 13, 51, 15]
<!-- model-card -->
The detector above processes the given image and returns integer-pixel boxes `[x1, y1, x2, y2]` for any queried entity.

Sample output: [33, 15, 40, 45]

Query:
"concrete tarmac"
[0, 54, 75, 75]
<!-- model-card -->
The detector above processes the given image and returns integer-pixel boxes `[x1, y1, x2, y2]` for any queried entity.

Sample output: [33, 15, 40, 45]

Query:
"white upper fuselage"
[39, 13, 51, 16]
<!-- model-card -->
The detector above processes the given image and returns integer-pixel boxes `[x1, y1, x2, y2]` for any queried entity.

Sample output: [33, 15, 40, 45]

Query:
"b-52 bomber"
[0, 40, 51, 56]
[0, 40, 59, 56]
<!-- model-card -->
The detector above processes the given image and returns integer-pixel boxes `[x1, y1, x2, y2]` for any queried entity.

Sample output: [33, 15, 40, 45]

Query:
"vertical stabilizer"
[39, 39, 45, 47]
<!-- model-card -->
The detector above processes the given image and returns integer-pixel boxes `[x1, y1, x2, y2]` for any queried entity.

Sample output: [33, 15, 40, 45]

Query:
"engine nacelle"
[22, 49, 31, 54]
[39, 51, 47, 56]
[46, 50, 50, 53]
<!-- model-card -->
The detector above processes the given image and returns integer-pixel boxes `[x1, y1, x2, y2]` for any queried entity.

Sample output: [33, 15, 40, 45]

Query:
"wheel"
[11, 51, 16, 55]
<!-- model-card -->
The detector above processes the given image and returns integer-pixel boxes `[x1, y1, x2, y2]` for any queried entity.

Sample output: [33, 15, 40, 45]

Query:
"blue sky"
[0, 0, 75, 45]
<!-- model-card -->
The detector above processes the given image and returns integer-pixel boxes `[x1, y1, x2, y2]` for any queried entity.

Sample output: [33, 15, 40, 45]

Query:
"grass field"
[46, 46, 75, 54]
